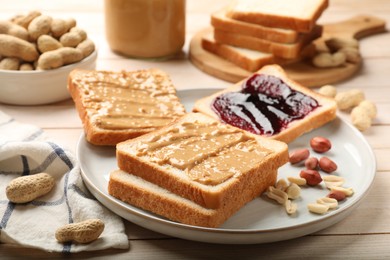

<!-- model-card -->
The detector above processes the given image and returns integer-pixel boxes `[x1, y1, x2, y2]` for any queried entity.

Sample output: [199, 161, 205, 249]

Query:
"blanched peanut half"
[323, 175, 345, 189]
[287, 176, 307, 186]
[330, 186, 354, 197]
[275, 178, 288, 191]
[307, 203, 329, 214]
[266, 186, 288, 205]
[286, 183, 301, 200]
[285, 200, 298, 215]
[317, 197, 338, 209]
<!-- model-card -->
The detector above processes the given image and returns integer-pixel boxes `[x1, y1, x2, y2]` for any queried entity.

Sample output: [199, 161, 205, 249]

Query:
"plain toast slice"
[228, 0, 329, 33]
[202, 29, 316, 72]
[109, 169, 275, 228]
[213, 25, 322, 59]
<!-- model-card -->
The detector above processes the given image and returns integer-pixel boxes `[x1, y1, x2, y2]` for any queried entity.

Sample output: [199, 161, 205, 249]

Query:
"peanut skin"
[310, 136, 332, 153]
[10, 10, 41, 29]
[6, 173, 55, 203]
[36, 47, 83, 70]
[60, 27, 87, 47]
[319, 157, 338, 173]
[55, 219, 105, 244]
[300, 169, 323, 186]
[0, 20, 29, 40]
[0, 34, 39, 62]
[37, 34, 62, 53]
[76, 38, 95, 58]
[0, 57, 20, 70]
[335, 89, 365, 110]
[50, 18, 76, 38]
[289, 148, 310, 164]
[28, 15, 53, 41]
[312, 52, 346, 68]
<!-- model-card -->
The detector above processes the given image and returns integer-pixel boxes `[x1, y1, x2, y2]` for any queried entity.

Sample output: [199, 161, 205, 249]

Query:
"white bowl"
[0, 50, 97, 105]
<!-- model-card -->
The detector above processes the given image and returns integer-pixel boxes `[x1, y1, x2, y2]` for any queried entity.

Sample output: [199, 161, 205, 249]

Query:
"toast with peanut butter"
[111, 113, 289, 218]
[193, 64, 337, 144]
[68, 69, 186, 146]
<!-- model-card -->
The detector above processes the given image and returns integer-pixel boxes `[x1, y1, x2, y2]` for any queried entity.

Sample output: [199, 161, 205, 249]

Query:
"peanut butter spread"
[133, 120, 273, 185]
[73, 69, 186, 130]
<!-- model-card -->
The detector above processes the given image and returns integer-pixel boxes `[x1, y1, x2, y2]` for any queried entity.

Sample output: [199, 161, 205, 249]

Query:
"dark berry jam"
[212, 74, 320, 136]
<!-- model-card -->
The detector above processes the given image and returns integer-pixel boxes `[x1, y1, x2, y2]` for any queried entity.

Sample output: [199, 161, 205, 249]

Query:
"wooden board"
[189, 15, 386, 87]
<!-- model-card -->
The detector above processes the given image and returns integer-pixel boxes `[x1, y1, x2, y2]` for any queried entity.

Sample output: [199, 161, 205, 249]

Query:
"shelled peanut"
[268, 136, 355, 216]
[0, 10, 95, 71]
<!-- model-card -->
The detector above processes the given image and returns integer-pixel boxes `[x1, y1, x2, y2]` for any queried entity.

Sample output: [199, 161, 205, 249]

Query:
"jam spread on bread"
[212, 74, 320, 136]
[132, 121, 272, 185]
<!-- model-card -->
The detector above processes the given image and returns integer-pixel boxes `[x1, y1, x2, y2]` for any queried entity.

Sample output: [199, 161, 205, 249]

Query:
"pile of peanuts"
[5, 172, 104, 244]
[312, 36, 361, 68]
[0, 10, 95, 71]
[318, 85, 377, 131]
[266, 136, 354, 215]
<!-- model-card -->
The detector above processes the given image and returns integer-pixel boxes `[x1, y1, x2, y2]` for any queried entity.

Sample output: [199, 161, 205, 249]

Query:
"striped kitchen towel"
[0, 111, 129, 252]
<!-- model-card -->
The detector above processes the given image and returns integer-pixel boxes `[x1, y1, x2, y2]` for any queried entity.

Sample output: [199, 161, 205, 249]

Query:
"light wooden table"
[0, 0, 389, 258]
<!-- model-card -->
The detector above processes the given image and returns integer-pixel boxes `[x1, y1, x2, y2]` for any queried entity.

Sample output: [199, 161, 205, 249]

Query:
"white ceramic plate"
[77, 88, 376, 244]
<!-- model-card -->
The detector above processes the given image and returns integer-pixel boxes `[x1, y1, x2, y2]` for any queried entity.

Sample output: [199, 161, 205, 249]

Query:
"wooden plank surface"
[0, 0, 389, 258]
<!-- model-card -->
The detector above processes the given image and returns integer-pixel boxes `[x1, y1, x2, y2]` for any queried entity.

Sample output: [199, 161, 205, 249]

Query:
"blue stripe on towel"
[0, 155, 29, 229]
[48, 142, 74, 253]
[1, 146, 59, 175]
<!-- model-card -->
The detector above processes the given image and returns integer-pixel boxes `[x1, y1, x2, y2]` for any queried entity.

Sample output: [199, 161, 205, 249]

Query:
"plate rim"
[76, 88, 377, 243]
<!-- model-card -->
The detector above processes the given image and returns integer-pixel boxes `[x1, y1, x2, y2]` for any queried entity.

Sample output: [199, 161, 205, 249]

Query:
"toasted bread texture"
[228, 0, 329, 33]
[193, 65, 337, 144]
[201, 29, 316, 72]
[108, 169, 276, 228]
[68, 68, 186, 146]
[213, 25, 322, 59]
[115, 112, 289, 210]
[212, 8, 301, 44]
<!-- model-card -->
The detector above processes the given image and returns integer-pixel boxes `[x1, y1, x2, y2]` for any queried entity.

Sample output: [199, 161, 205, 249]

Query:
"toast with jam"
[193, 64, 337, 143]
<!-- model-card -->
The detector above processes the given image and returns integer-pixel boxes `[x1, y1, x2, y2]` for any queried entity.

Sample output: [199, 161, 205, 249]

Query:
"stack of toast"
[109, 112, 289, 228]
[202, 0, 329, 71]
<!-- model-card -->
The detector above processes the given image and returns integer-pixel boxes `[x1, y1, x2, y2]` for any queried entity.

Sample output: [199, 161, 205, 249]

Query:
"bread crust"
[213, 26, 322, 59]
[228, 0, 329, 33]
[193, 64, 337, 144]
[116, 112, 289, 210]
[67, 69, 186, 146]
[212, 9, 300, 44]
[108, 168, 278, 228]
[201, 28, 316, 72]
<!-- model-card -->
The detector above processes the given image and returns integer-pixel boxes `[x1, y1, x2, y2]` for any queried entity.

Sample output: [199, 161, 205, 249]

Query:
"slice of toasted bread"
[193, 65, 337, 143]
[201, 29, 316, 72]
[228, 0, 329, 33]
[109, 169, 276, 228]
[212, 8, 301, 44]
[116, 112, 289, 210]
[213, 25, 322, 59]
[68, 68, 186, 146]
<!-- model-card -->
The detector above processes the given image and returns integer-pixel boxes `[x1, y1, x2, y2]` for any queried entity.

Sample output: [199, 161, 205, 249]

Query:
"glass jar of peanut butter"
[104, 0, 185, 59]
